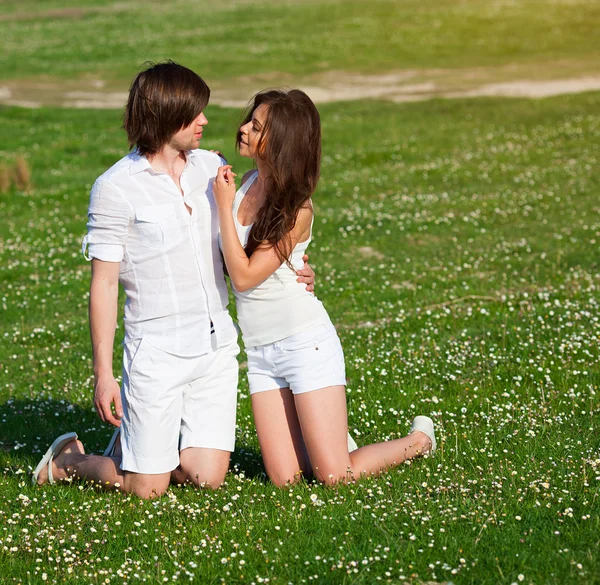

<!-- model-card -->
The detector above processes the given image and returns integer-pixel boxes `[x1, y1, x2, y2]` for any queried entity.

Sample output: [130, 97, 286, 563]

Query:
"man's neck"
[147, 145, 187, 176]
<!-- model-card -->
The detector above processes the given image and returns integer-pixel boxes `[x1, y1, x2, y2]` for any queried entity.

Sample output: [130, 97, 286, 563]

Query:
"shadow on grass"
[0, 398, 266, 481]
[0, 398, 98, 466]
[230, 445, 266, 481]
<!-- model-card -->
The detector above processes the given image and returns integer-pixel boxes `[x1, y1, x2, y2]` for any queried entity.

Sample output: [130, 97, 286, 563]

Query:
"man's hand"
[296, 253, 315, 293]
[89, 259, 121, 426]
[94, 375, 123, 427]
[210, 150, 227, 163]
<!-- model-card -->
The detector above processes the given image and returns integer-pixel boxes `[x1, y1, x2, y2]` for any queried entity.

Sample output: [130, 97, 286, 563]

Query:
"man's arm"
[89, 259, 122, 427]
[296, 254, 315, 293]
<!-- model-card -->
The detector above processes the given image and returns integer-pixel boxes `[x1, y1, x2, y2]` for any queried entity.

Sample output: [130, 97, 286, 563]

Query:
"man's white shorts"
[246, 323, 346, 395]
[120, 338, 239, 474]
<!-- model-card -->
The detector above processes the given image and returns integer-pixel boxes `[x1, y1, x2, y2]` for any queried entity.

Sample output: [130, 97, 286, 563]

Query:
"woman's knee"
[312, 465, 354, 486]
[265, 463, 304, 488]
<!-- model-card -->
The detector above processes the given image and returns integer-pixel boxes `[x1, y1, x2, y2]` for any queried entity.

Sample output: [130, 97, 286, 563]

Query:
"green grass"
[1, 0, 599, 83]
[2, 2, 599, 582]
[1, 90, 599, 583]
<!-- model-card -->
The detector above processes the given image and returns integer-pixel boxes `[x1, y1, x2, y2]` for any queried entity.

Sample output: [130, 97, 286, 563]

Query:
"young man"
[32, 61, 314, 498]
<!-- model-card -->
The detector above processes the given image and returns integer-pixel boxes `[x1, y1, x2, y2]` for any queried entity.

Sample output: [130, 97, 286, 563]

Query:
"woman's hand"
[213, 165, 237, 210]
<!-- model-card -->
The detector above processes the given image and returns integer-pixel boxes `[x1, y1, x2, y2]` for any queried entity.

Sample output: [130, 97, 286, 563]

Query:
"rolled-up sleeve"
[82, 179, 131, 262]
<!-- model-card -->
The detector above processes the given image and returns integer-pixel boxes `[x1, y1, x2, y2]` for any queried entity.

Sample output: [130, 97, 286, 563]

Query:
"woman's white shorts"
[120, 338, 239, 475]
[246, 323, 346, 395]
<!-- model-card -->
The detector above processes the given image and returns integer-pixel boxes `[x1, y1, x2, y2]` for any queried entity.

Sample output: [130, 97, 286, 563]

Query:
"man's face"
[169, 112, 208, 152]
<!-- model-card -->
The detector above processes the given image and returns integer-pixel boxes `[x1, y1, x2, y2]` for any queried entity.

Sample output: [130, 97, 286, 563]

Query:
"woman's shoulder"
[241, 169, 258, 186]
[294, 202, 314, 233]
[300, 198, 314, 217]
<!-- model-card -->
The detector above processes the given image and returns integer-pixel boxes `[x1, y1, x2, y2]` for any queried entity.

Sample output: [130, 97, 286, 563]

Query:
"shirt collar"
[186, 149, 200, 167]
[128, 151, 152, 175]
[129, 149, 199, 175]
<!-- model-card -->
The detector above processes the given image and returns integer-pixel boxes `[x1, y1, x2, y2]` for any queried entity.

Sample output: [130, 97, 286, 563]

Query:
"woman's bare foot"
[36, 439, 85, 485]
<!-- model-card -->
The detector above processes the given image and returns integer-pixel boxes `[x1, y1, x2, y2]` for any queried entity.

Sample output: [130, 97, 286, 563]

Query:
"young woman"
[212, 89, 436, 486]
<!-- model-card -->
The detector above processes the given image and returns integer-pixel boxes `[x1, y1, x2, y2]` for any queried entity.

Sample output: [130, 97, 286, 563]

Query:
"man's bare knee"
[179, 447, 230, 489]
[179, 461, 228, 489]
[185, 469, 227, 490]
[131, 484, 169, 499]
[124, 472, 171, 499]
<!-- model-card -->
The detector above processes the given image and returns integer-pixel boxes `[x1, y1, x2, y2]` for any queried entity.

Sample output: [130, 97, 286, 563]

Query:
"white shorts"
[246, 323, 346, 395]
[120, 337, 239, 474]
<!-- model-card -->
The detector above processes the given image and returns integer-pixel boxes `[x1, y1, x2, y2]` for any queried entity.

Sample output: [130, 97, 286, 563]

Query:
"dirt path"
[2, 63, 600, 109]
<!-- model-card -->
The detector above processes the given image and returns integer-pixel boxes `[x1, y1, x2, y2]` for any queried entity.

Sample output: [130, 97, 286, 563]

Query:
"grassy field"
[1, 0, 600, 84]
[1, 0, 600, 583]
[1, 91, 599, 583]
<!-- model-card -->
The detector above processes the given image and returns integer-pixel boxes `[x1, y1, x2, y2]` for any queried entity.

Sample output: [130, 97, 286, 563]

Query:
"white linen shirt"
[82, 149, 237, 356]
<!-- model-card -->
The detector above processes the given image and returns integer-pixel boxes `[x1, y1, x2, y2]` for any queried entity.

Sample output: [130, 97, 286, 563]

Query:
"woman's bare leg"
[294, 385, 431, 485]
[252, 388, 312, 487]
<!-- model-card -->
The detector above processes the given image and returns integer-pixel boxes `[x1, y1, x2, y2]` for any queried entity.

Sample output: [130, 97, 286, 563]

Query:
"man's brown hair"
[123, 61, 210, 156]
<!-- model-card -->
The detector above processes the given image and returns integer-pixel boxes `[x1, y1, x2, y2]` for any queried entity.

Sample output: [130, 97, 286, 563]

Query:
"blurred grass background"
[1, 0, 600, 83]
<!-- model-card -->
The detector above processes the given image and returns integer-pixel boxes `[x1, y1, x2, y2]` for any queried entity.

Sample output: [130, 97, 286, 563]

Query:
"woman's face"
[239, 104, 268, 159]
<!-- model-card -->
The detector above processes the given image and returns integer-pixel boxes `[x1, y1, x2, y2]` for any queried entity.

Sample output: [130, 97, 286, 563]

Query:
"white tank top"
[225, 171, 331, 347]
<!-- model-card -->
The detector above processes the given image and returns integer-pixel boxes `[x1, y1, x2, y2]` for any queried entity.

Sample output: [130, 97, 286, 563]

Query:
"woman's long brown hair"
[236, 89, 321, 266]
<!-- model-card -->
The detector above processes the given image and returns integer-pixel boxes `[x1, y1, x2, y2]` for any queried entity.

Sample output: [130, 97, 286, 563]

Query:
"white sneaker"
[347, 432, 358, 453]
